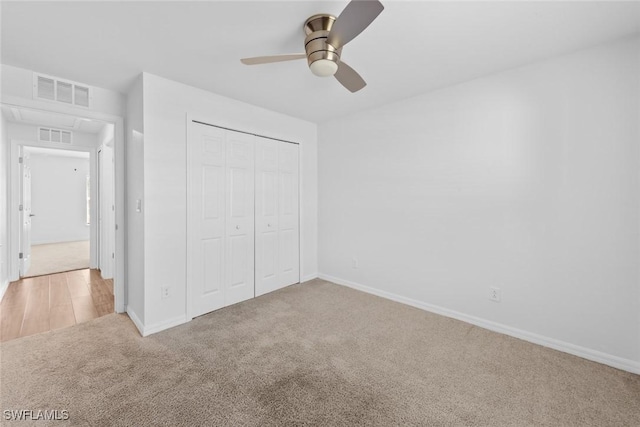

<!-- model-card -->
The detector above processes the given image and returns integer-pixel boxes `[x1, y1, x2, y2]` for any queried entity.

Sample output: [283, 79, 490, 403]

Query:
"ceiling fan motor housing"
[304, 14, 342, 76]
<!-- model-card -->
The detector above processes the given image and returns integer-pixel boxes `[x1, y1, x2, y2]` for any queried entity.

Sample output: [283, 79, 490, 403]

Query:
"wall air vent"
[38, 127, 73, 144]
[33, 73, 93, 108]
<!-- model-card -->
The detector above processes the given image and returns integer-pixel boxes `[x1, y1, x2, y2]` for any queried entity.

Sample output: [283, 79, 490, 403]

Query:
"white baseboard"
[301, 273, 319, 283]
[0, 279, 9, 304]
[126, 306, 145, 336]
[318, 273, 640, 375]
[143, 315, 188, 336]
[126, 306, 188, 337]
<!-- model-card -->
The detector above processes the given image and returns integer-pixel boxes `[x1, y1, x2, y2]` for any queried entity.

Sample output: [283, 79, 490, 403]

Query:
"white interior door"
[20, 151, 32, 276]
[98, 145, 115, 279]
[277, 142, 299, 287]
[97, 149, 102, 269]
[255, 139, 299, 296]
[188, 122, 256, 317]
[189, 123, 226, 317]
[224, 131, 255, 306]
[255, 139, 279, 296]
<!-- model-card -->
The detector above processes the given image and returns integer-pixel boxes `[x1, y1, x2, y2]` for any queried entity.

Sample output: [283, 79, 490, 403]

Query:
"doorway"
[20, 146, 91, 278]
[1, 104, 121, 340]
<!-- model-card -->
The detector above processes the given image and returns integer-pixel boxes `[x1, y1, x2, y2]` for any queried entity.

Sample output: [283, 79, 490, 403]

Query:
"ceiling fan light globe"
[309, 59, 338, 77]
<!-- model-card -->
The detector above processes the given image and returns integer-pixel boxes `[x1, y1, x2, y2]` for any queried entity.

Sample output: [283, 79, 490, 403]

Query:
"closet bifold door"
[188, 122, 255, 318]
[255, 138, 300, 297]
[223, 130, 256, 306]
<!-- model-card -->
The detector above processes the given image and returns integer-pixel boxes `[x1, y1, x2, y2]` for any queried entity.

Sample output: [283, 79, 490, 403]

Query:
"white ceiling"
[1, 105, 109, 134]
[2, 1, 639, 123]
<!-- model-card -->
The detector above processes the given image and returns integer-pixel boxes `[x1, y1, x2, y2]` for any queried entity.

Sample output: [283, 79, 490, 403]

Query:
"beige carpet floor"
[24, 240, 90, 278]
[1, 279, 639, 426]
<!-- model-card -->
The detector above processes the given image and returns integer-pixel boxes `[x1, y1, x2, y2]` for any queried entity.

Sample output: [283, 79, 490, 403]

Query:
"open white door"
[97, 149, 102, 270]
[20, 151, 32, 276]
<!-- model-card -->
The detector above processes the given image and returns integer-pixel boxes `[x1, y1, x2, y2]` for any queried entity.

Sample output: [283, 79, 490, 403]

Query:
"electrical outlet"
[161, 287, 170, 299]
[489, 287, 501, 302]
[351, 257, 359, 269]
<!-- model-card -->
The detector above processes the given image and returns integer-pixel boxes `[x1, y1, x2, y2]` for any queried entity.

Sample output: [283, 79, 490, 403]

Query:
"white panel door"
[255, 139, 299, 296]
[278, 142, 299, 287]
[224, 131, 255, 306]
[21, 151, 32, 276]
[255, 139, 280, 296]
[188, 123, 226, 317]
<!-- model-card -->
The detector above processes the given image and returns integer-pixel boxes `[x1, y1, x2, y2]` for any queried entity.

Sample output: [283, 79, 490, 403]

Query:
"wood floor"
[0, 269, 114, 342]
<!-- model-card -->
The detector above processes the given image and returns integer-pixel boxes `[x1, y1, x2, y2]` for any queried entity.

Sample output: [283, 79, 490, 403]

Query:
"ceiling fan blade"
[240, 54, 306, 65]
[327, 0, 384, 50]
[334, 61, 366, 93]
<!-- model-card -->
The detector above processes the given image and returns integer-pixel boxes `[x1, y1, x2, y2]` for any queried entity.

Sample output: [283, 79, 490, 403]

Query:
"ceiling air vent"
[39, 127, 72, 144]
[33, 73, 93, 108]
[37, 76, 55, 100]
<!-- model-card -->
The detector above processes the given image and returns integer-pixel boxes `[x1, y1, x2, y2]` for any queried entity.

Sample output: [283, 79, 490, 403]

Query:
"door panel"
[21, 151, 32, 276]
[255, 139, 300, 296]
[229, 235, 248, 287]
[189, 124, 225, 317]
[203, 165, 223, 219]
[224, 132, 255, 306]
[229, 167, 247, 218]
[280, 229, 295, 273]
[278, 143, 299, 287]
[202, 238, 223, 294]
[262, 231, 277, 279]
[97, 149, 102, 270]
[255, 140, 280, 296]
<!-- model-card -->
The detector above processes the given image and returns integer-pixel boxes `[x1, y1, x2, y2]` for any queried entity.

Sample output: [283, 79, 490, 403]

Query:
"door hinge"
[19, 204, 23, 211]
[19, 252, 23, 259]
[18, 157, 23, 164]
[112, 253, 115, 259]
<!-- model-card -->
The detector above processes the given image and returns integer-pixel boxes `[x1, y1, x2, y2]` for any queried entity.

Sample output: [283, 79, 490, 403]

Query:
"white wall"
[139, 72, 317, 331]
[28, 152, 90, 245]
[318, 36, 640, 372]
[0, 112, 9, 300]
[125, 75, 145, 326]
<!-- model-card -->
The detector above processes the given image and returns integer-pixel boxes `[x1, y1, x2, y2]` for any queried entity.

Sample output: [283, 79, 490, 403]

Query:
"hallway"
[0, 269, 113, 342]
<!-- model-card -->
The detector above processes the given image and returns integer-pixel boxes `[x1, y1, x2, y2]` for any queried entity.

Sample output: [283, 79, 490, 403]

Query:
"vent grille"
[33, 73, 92, 108]
[74, 86, 90, 107]
[37, 76, 55, 100]
[57, 81, 73, 103]
[38, 127, 73, 144]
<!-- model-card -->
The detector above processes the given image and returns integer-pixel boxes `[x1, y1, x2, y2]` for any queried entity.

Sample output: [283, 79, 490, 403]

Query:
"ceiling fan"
[240, 0, 384, 93]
